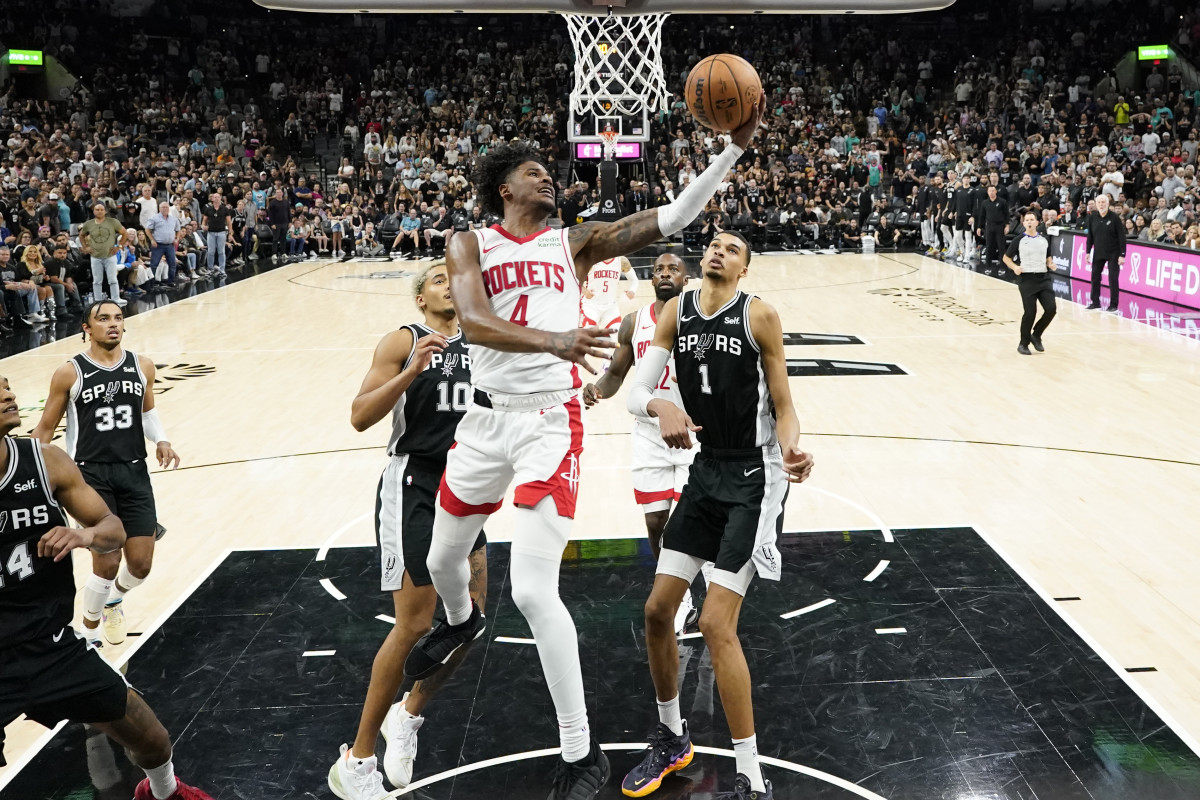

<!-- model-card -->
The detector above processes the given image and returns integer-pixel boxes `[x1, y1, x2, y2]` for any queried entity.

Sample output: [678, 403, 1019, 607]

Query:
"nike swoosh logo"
[634, 778, 647, 786]
[680, 315, 695, 322]
[641, 324, 654, 330]
[53, 629, 65, 642]
[482, 243, 502, 254]
[744, 467, 762, 476]
[84, 371, 98, 378]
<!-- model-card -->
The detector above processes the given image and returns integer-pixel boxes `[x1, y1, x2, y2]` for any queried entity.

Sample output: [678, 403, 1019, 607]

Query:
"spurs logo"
[102, 381, 121, 405]
[692, 333, 715, 361]
[0, 511, 7, 532]
[559, 453, 580, 496]
[441, 353, 459, 377]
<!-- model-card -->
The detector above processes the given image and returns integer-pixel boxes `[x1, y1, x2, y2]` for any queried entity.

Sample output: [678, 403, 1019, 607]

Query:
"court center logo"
[868, 288, 1011, 326]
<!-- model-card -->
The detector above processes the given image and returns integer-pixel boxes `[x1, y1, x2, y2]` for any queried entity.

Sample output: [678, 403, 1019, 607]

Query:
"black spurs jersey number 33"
[66, 350, 148, 464]
[388, 324, 472, 461]
[674, 290, 777, 450]
[0, 438, 72, 644]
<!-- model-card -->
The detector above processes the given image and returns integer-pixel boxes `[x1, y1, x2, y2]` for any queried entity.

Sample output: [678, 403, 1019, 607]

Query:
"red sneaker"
[134, 777, 216, 800]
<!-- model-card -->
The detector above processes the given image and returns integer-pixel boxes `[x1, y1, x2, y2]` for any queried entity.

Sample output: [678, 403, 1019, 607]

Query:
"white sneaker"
[383, 693, 423, 788]
[115, 298, 128, 307]
[674, 588, 698, 635]
[102, 600, 126, 644]
[328, 744, 388, 800]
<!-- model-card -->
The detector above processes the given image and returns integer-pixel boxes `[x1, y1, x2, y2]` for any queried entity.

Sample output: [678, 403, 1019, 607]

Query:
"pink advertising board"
[1066, 233, 1200, 309]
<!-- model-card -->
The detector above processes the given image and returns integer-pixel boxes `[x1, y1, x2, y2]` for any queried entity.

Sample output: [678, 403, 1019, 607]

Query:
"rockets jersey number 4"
[631, 302, 683, 427]
[472, 225, 582, 394]
[586, 258, 622, 307]
[65, 350, 148, 463]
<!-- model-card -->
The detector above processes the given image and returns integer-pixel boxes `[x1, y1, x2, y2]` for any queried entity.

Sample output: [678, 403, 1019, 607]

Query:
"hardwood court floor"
[2, 251, 1200, 793]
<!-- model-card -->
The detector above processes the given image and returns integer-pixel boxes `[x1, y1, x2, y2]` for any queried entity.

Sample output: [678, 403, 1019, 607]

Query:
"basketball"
[684, 54, 762, 133]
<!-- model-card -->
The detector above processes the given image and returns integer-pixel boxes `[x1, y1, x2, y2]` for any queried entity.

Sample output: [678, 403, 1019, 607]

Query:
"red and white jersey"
[631, 301, 683, 434]
[585, 258, 624, 308]
[472, 224, 582, 394]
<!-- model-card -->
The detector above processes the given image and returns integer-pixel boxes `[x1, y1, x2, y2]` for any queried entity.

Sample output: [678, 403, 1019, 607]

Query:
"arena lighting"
[1137, 44, 1170, 60]
[4, 49, 43, 66]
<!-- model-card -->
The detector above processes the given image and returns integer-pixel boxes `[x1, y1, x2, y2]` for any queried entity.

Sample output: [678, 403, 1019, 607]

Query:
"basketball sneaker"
[133, 777, 216, 800]
[714, 775, 773, 799]
[383, 692, 423, 787]
[621, 722, 694, 797]
[548, 738, 610, 800]
[102, 600, 126, 645]
[327, 743, 388, 800]
[403, 602, 485, 680]
[674, 590, 699, 635]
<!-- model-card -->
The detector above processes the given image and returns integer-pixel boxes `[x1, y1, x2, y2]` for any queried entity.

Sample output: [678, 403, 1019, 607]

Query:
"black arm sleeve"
[1005, 235, 1022, 259]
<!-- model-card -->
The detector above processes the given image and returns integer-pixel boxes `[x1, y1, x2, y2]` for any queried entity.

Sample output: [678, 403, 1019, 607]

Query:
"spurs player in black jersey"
[33, 300, 180, 649]
[0, 377, 212, 800]
[328, 262, 487, 800]
[623, 232, 814, 800]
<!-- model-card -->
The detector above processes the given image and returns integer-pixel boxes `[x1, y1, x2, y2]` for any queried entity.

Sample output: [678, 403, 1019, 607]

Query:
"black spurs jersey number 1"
[673, 290, 777, 450]
[0, 437, 73, 645]
[388, 324, 472, 462]
[66, 350, 148, 464]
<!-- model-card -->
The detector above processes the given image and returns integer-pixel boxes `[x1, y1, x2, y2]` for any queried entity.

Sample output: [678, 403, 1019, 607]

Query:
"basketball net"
[599, 128, 620, 160]
[562, 12, 671, 119]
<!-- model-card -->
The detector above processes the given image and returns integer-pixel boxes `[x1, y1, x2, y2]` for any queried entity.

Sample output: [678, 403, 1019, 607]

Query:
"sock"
[426, 507, 487, 626]
[556, 707, 591, 763]
[345, 749, 377, 772]
[142, 756, 178, 800]
[657, 695, 683, 737]
[732, 735, 766, 792]
[109, 563, 145, 604]
[396, 700, 422, 726]
[85, 728, 122, 790]
[83, 576, 114, 623]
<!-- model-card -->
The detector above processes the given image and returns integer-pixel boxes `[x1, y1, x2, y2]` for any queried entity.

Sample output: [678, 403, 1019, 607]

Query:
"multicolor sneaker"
[714, 774, 773, 799]
[621, 722, 694, 797]
[102, 600, 126, 645]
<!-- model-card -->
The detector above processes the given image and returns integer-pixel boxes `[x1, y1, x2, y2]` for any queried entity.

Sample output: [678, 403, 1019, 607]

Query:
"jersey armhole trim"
[30, 441, 63, 512]
[0, 438, 17, 491]
[744, 294, 762, 353]
[400, 325, 421, 372]
[131, 351, 147, 389]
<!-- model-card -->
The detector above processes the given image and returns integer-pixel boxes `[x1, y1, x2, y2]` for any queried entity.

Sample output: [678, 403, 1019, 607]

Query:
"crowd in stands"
[1, 0, 1200, 336]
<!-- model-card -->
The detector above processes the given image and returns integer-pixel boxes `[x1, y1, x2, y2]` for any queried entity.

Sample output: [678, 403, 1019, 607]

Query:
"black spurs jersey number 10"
[67, 350, 148, 464]
[387, 324, 473, 462]
[673, 290, 777, 450]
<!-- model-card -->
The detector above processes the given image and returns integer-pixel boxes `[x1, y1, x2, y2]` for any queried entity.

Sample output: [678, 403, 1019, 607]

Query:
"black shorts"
[955, 214, 971, 231]
[376, 454, 486, 590]
[661, 446, 787, 578]
[0, 628, 129, 766]
[78, 460, 158, 539]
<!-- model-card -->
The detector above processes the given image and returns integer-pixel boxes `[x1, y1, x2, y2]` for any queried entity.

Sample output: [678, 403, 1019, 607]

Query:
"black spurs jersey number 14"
[674, 290, 777, 450]
[0, 437, 72, 645]
[388, 324, 472, 462]
[66, 350, 148, 464]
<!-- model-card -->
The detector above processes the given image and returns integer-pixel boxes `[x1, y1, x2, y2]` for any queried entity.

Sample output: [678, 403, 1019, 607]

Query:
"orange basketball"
[684, 54, 762, 133]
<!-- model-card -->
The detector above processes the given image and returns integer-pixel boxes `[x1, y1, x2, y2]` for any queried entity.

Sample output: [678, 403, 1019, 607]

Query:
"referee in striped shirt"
[1003, 211, 1058, 355]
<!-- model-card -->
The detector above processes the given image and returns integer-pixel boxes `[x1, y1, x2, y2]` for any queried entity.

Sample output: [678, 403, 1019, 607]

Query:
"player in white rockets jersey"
[583, 253, 711, 635]
[407, 95, 766, 800]
[581, 255, 638, 330]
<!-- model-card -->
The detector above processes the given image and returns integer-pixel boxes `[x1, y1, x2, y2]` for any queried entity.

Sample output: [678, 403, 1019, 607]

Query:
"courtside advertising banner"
[1064, 233, 1200, 310]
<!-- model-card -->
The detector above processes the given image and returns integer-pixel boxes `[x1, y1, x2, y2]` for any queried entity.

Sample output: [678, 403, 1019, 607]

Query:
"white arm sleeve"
[657, 143, 744, 237]
[627, 345, 671, 419]
[142, 408, 169, 444]
[623, 261, 640, 294]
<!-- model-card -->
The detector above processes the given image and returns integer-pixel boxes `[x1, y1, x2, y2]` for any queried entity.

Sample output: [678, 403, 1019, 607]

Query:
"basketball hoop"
[563, 12, 671, 120]
[599, 128, 621, 160]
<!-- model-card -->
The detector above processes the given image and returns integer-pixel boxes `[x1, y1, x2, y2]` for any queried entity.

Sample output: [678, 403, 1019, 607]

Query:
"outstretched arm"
[446, 232, 614, 375]
[568, 95, 766, 272]
[583, 311, 636, 406]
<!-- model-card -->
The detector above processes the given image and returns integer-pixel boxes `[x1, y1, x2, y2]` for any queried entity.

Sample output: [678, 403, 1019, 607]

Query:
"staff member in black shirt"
[1003, 211, 1058, 355]
[975, 185, 1010, 266]
[1084, 193, 1125, 312]
[267, 189, 291, 263]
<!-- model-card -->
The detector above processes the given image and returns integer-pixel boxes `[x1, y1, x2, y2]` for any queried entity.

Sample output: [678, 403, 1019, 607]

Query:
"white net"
[563, 12, 671, 119]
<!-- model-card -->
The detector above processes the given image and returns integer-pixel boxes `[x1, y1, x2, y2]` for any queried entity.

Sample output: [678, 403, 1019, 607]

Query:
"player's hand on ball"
[582, 383, 603, 407]
[38, 526, 94, 562]
[549, 327, 616, 375]
[783, 446, 814, 483]
[410, 333, 448, 372]
[730, 92, 767, 151]
[156, 441, 181, 470]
